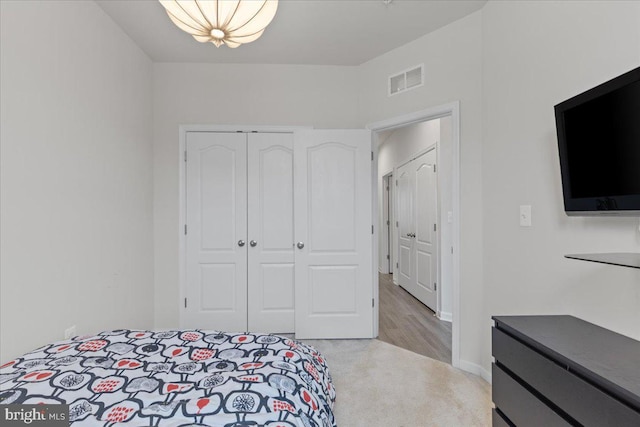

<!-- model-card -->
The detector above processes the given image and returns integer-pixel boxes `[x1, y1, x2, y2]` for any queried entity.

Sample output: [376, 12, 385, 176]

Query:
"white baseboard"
[480, 366, 492, 384]
[457, 359, 492, 384]
[437, 311, 452, 322]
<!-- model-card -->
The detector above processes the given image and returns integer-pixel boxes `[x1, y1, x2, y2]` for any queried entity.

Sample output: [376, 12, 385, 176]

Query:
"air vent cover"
[389, 64, 423, 96]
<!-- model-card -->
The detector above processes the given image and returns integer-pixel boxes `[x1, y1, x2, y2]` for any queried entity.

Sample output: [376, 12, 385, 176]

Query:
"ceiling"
[96, 0, 487, 66]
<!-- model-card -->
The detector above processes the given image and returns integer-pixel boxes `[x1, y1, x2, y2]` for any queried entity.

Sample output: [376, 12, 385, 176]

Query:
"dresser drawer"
[493, 327, 640, 426]
[492, 408, 512, 427]
[492, 363, 571, 427]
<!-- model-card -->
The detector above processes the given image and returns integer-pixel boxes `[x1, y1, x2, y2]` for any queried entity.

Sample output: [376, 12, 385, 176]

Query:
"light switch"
[520, 205, 532, 227]
[447, 211, 453, 223]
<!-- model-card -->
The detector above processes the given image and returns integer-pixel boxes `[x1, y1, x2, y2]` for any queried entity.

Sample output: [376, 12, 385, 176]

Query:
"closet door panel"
[395, 149, 438, 312]
[414, 150, 438, 312]
[247, 133, 295, 333]
[294, 129, 373, 339]
[396, 161, 415, 294]
[308, 144, 357, 252]
[185, 132, 247, 331]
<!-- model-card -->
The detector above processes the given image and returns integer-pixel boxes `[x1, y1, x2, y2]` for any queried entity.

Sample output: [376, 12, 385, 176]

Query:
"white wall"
[152, 63, 360, 328]
[0, 1, 154, 361]
[359, 12, 485, 374]
[378, 120, 441, 190]
[481, 0, 640, 373]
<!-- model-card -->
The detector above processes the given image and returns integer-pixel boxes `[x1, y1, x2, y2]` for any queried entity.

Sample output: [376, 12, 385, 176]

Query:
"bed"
[0, 329, 336, 427]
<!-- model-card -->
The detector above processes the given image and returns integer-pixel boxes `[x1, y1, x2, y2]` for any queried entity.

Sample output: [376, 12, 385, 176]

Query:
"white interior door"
[396, 162, 414, 292]
[247, 133, 295, 333]
[185, 132, 247, 331]
[293, 129, 373, 339]
[414, 150, 438, 311]
[395, 149, 438, 311]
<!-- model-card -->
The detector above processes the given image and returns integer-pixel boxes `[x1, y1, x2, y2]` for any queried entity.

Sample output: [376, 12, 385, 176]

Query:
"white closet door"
[414, 149, 438, 311]
[396, 161, 415, 293]
[185, 132, 247, 331]
[247, 133, 295, 333]
[395, 149, 438, 312]
[293, 129, 373, 339]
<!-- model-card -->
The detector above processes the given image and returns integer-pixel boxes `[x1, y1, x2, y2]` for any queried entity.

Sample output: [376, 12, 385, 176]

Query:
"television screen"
[555, 66, 640, 215]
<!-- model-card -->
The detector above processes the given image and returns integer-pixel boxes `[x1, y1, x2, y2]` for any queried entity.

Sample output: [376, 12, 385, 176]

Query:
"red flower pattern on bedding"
[0, 330, 335, 427]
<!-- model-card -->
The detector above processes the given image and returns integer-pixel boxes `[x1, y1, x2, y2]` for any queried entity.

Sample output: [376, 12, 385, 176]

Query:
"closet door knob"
[238, 240, 245, 247]
[250, 240, 258, 247]
[297, 242, 305, 249]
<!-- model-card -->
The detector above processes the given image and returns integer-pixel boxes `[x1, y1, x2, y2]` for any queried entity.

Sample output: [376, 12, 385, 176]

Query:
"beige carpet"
[301, 338, 491, 427]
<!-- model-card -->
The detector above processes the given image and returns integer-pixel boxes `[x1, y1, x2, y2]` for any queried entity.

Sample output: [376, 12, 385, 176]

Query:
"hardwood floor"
[377, 273, 452, 363]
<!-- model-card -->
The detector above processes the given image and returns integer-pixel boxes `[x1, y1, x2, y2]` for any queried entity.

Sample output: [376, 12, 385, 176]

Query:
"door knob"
[406, 233, 412, 237]
[297, 242, 305, 249]
[238, 240, 245, 247]
[250, 240, 257, 247]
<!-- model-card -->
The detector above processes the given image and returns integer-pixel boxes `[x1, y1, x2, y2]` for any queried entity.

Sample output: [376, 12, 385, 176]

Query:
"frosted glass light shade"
[159, 0, 278, 48]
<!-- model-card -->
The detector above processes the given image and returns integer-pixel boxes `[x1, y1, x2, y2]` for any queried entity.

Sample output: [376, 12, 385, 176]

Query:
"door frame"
[178, 125, 309, 329]
[380, 172, 393, 275]
[367, 101, 461, 369]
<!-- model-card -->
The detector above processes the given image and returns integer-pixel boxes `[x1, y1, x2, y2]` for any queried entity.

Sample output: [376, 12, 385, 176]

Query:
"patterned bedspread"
[0, 330, 336, 427]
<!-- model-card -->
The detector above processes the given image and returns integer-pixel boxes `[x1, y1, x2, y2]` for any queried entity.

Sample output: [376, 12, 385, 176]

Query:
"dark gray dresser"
[492, 315, 640, 426]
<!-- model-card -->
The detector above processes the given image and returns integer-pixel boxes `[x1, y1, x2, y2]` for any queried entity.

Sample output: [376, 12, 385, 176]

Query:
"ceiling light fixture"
[159, 0, 278, 48]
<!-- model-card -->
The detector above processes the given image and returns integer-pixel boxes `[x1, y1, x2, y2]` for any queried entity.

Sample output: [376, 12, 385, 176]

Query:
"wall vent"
[388, 64, 423, 96]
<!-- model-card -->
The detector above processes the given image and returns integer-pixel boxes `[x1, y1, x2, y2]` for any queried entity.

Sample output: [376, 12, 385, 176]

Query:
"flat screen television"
[554, 66, 640, 216]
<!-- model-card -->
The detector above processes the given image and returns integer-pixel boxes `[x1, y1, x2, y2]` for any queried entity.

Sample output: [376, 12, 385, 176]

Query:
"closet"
[396, 148, 438, 312]
[182, 129, 374, 339]
[185, 132, 294, 333]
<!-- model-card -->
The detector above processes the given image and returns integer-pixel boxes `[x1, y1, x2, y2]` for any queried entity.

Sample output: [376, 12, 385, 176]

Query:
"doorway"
[370, 103, 460, 366]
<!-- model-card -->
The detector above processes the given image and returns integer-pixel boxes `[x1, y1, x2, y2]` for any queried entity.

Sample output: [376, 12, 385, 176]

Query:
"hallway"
[378, 273, 452, 363]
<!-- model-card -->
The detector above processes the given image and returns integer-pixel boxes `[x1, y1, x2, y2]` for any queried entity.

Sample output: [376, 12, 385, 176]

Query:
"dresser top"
[493, 315, 640, 411]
